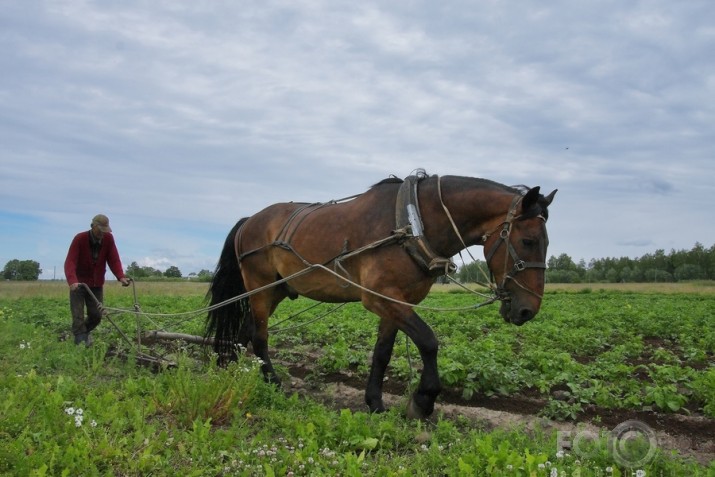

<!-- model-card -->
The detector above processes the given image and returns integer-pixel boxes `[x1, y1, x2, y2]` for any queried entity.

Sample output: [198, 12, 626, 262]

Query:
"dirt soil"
[283, 361, 715, 466]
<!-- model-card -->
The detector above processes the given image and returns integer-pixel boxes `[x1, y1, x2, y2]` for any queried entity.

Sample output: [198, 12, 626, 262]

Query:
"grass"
[1, 281, 713, 476]
[0, 280, 209, 300]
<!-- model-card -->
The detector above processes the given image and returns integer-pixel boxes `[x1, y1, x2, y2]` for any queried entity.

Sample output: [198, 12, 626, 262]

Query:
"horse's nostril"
[519, 308, 534, 323]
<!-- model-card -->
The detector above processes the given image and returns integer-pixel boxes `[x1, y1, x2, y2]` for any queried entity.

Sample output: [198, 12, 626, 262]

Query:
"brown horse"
[206, 172, 556, 418]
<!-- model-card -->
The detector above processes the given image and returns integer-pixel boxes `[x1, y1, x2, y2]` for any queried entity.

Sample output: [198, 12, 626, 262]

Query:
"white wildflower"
[65, 407, 75, 415]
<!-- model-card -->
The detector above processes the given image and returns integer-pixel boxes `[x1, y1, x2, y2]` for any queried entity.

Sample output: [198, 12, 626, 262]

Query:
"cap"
[91, 214, 112, 233]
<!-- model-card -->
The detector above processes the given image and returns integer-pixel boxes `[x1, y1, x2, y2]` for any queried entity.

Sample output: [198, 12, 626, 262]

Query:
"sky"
[1, 1, 714, 280]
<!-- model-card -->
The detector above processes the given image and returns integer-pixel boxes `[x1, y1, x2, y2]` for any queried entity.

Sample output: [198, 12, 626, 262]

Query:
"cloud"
[618, 239, 655, 248]
[1, 0, 714, 278]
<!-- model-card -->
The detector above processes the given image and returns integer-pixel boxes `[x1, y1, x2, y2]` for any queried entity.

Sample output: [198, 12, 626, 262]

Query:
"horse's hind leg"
[248, 296, 282, 386]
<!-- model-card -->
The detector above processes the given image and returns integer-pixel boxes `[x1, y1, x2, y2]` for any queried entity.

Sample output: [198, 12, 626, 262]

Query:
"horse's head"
[483, 186, 557, 326]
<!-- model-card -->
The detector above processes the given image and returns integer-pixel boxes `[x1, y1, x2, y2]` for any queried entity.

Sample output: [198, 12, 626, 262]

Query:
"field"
[1, 281, 713, 476]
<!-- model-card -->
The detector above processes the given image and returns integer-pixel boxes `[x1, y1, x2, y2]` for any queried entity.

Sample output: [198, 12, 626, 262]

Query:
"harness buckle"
[514, 260, 526, 272]
[499, 226, 510, 239]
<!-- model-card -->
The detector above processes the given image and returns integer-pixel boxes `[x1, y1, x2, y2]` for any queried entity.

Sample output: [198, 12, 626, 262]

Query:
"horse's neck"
[420, 177, 515, 256]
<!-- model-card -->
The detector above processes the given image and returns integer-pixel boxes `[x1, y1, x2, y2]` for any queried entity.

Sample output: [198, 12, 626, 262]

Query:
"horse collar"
[395, 174, 456, 276]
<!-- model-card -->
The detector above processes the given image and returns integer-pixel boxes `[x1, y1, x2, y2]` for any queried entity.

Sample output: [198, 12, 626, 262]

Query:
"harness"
[237, 174, 547, 301]
[395, 175, 546, 300]
[395, 173, 457, 277]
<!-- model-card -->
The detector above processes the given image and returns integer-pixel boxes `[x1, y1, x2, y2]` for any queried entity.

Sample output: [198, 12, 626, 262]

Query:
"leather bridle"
[437, 177, 547, 303]
[481, 195, 548, 301]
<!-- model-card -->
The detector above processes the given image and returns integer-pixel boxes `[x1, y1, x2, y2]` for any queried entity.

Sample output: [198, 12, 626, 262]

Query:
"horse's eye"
[522, 238, 536, 247]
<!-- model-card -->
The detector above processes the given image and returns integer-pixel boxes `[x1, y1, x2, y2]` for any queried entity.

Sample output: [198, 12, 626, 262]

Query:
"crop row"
[266, 290, 715, 421]
[1, 286, 713, 475]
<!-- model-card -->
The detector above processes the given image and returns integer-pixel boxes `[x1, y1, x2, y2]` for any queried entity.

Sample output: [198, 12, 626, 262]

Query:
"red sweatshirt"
[64, 231, 126, 287]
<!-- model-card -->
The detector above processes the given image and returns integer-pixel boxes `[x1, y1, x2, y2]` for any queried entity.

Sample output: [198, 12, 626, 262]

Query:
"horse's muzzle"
[499, 299, 535, 326]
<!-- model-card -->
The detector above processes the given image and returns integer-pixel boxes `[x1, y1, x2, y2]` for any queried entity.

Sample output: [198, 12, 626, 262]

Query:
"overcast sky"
[1, 1, 713, 280]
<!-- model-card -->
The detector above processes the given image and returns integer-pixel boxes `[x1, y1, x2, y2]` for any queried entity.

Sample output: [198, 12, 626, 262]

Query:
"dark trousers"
[70, 286, 104, 336]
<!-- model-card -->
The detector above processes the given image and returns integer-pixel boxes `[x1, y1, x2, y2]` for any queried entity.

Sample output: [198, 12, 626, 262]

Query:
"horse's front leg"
[400, 311, 442, 419]
[365, 302, 442, 418]
[365, 320, 398, 413]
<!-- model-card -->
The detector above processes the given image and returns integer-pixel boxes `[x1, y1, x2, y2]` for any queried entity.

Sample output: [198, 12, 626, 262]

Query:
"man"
[64, 214, 130, 345]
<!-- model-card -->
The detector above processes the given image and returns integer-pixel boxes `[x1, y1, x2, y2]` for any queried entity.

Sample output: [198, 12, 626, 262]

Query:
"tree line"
[0, 260, 213, 282]
[123, 262, 213, 281]
[4, 242, 714, 283]
[456, 242, 715, 284]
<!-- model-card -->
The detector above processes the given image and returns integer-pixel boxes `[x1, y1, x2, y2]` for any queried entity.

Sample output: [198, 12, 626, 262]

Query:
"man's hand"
[69, 283, 80, 291]
[120, 277, 131, 287]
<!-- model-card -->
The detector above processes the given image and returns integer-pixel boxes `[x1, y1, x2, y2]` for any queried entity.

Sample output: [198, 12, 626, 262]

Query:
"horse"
[205, 172, 556, 418]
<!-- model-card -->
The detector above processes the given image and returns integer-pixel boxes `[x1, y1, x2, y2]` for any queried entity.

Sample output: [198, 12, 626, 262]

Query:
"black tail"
[205, 218, 254, 357]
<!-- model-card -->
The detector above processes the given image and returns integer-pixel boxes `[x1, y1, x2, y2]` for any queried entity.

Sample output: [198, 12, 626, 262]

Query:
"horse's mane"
[373, 172, 520, 192]
[372, 176, 404, 188]
[370, 173, 550, 219]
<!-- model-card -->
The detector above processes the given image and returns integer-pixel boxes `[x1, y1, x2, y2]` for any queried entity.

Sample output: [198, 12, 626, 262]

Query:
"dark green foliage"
[2, 259, 42, 280]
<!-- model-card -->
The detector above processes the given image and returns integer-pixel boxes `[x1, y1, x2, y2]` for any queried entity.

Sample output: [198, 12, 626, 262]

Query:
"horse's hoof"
[366, 397, 386, 414]
[264, 373, 282, 387]
[406, 396, 428, 420]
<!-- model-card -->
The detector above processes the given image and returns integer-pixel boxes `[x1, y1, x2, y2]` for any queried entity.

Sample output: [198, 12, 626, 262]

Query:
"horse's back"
[244, 183, 400, 256]
[236, 182, 416, 301]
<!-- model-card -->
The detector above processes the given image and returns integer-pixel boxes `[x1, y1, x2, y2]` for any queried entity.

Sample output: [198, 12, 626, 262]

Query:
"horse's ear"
[521, 186, 541, 211]
[544, 189, 557, 206]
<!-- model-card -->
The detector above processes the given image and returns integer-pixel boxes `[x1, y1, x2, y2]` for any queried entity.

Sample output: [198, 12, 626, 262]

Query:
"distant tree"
[605, 268, 619, 283]
[196, 269, 214, 282]
[547, 269, 581, 283]
[144, 267, 163, 278]
[457, 261, 489, 283]
[125, 262, 163, 279]
[126, 261, 146, 278]
[164, 266, 182, 278]
[546, 253, 585, 283]
[548, 253, 578, 271]
[584, 261, 606, 282]
[2, 259, 42, 281]
[644, 269, 673, 282]
[547, 242, 715, 283]
[674, 264, 705, 281]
